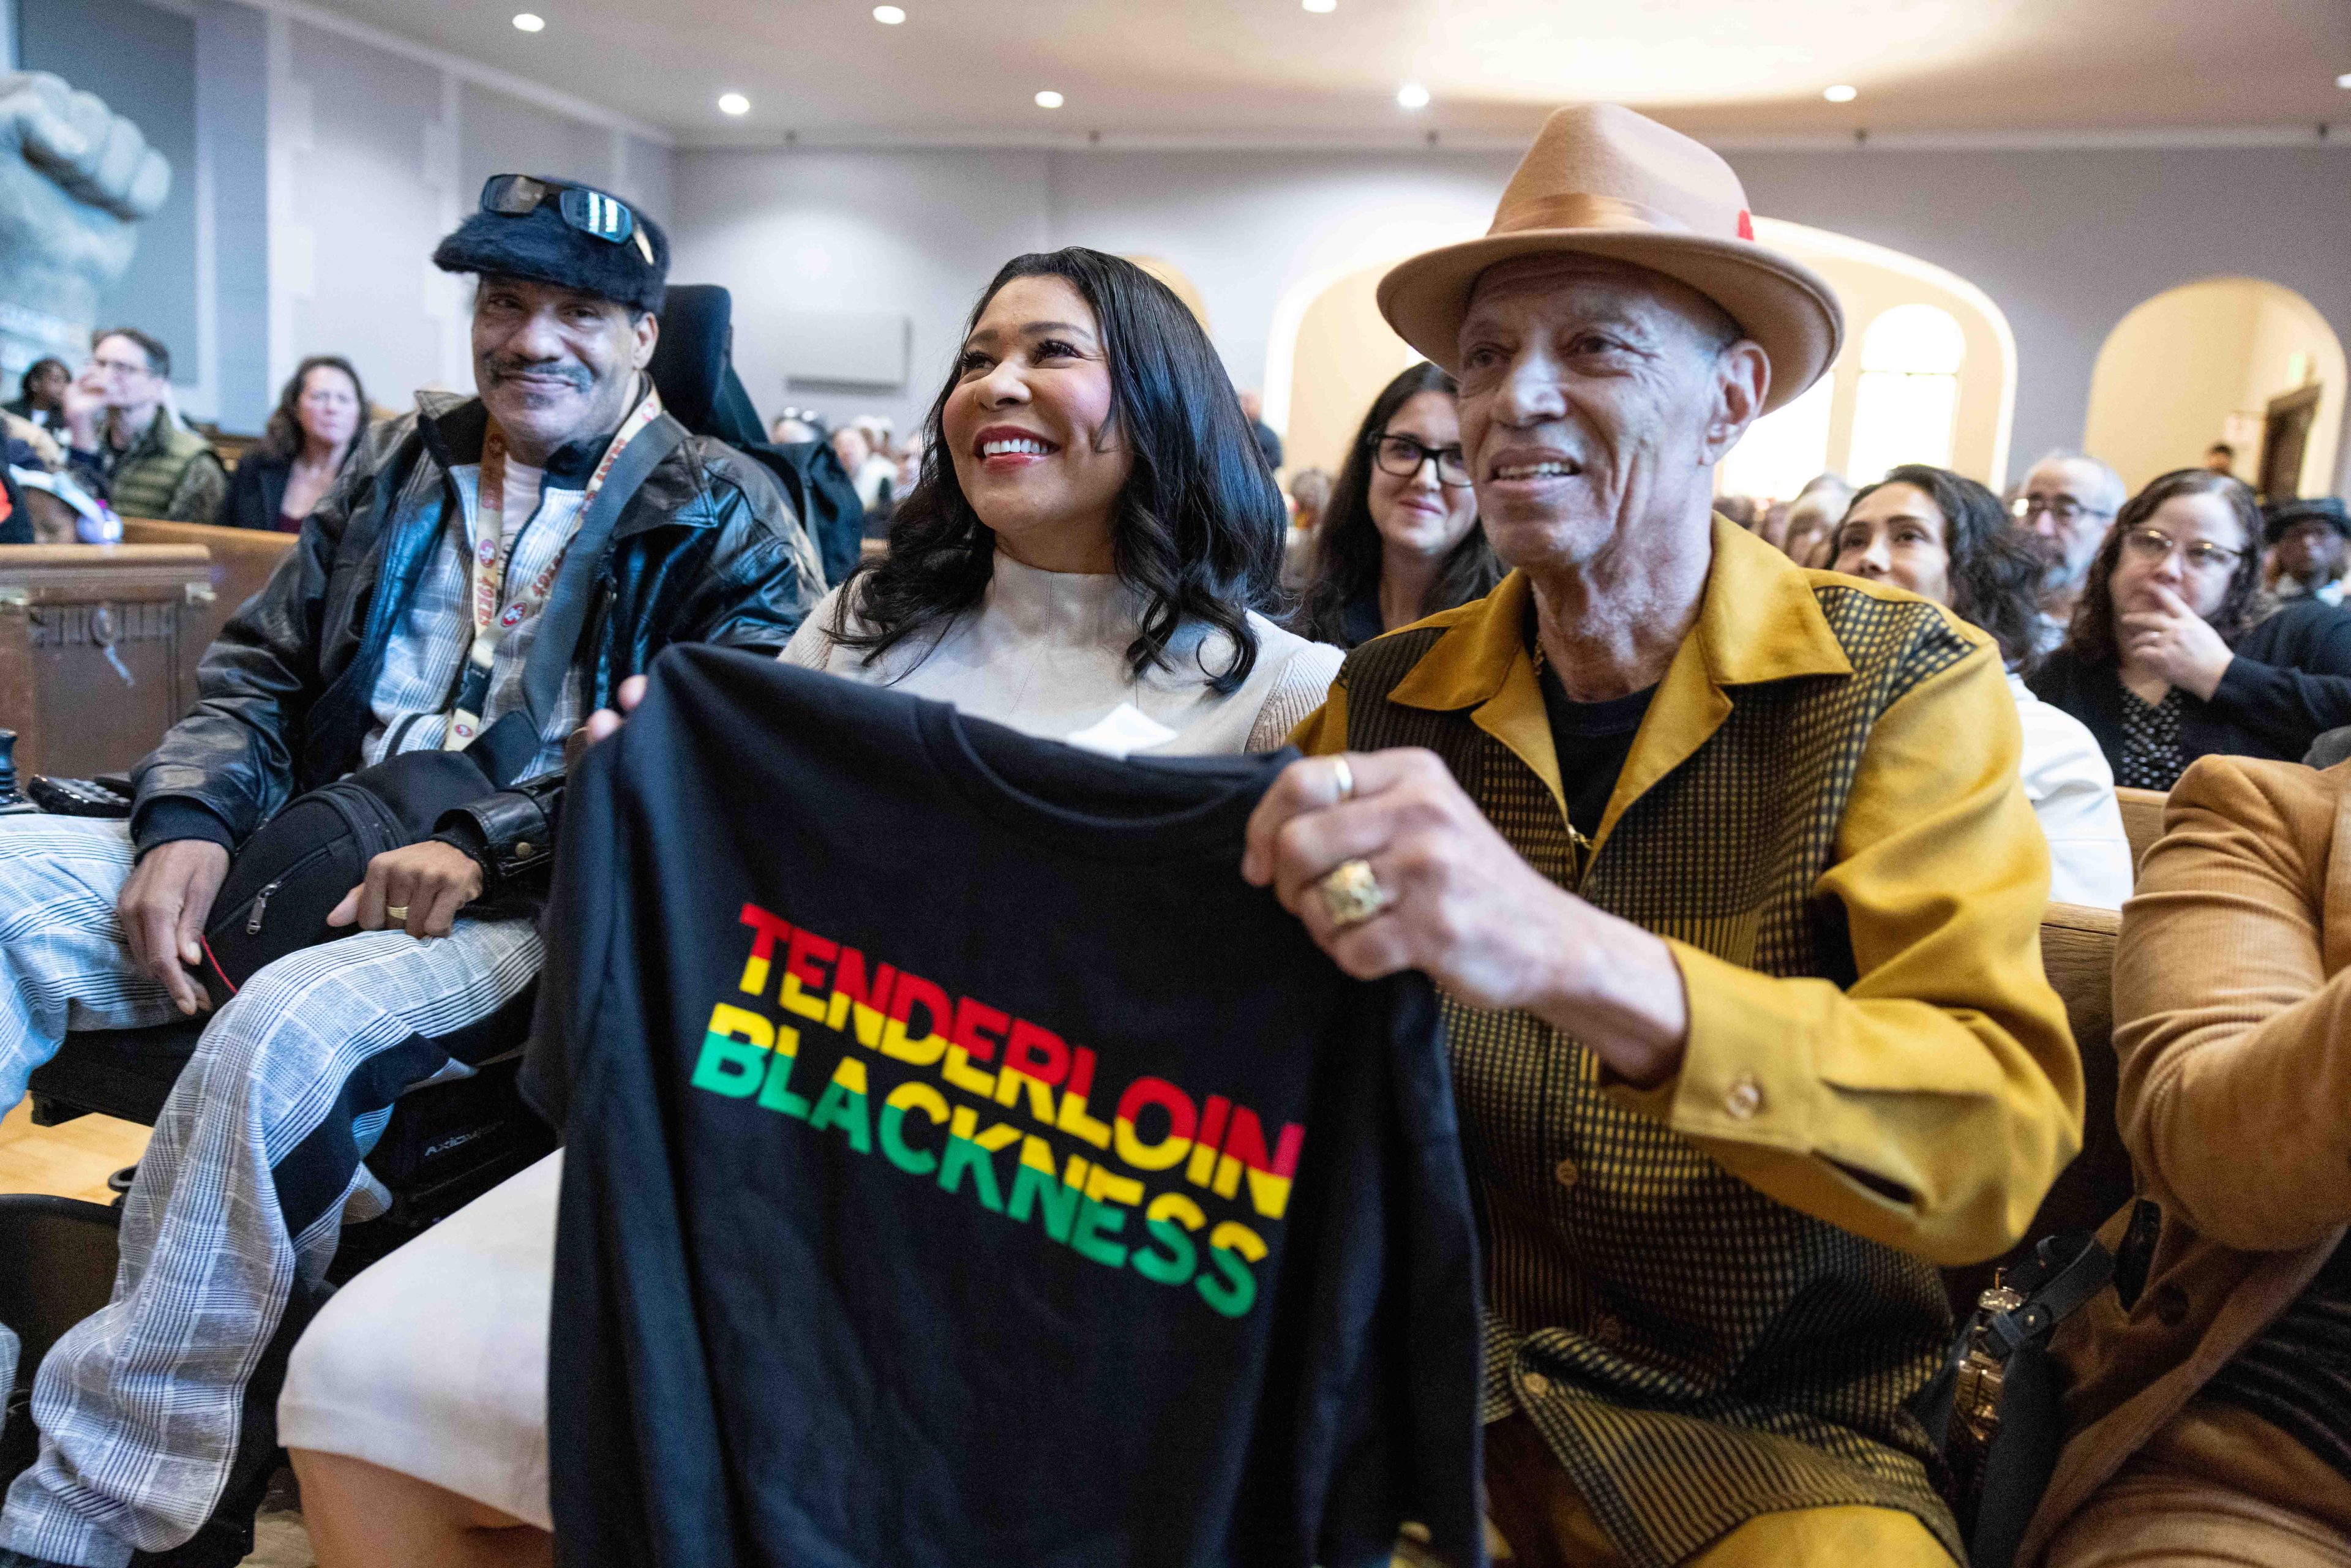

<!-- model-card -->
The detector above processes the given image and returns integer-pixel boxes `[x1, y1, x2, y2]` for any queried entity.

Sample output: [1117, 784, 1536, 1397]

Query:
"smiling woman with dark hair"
[1295, 361, 1501, 650]
[1831, 463, 2132, 907]
[791, 246, 1340, 754]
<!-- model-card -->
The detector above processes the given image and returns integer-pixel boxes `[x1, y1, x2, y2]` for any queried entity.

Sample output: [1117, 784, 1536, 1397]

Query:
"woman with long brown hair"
[2030, 468, 2351, 789]
[216, 354, 370, 532]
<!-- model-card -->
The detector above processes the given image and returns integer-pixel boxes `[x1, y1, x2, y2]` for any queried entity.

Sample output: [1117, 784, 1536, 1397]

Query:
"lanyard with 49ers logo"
[444, 386, 666, 749]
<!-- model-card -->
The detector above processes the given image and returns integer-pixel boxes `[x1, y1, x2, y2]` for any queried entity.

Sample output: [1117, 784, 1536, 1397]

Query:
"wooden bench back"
[2115, 786, 2167, 877]
[119, 518, 299, 651]
[0, 544, 215, 776]
[1944, 901, 2129, 1314]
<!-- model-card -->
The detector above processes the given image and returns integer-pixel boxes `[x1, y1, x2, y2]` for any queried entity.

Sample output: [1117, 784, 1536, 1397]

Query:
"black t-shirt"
[1535, 662, 1656, 843]
[528, 645, 1484, 1568]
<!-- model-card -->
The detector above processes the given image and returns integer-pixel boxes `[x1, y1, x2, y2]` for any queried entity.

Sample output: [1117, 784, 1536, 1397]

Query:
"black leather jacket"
[130, 389, 823, 890]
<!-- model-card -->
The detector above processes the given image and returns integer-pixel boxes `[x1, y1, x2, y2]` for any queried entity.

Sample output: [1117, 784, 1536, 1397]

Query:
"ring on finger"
[1330, 755, 1355, 804]
[384, 904, 410, 922]
[1318, 858, 1390, 929]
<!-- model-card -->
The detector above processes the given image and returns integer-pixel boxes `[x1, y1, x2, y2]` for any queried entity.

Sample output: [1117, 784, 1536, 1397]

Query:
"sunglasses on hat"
[478, 174, 656, 266]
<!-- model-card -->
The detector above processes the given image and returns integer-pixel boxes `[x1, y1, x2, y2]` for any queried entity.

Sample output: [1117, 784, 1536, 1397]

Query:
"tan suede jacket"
[2023, 754, 2351, 1563]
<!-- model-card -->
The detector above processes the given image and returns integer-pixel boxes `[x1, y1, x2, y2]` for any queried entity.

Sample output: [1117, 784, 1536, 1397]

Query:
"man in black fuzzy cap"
[2266, 495, 2351, 608]
[0, 176, 822, 1568]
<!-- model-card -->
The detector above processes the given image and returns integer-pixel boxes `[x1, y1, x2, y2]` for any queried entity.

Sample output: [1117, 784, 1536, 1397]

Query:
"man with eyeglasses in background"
[2012, 449, 2127, 655]
[60, 326, 225, 522]
[0, 175, 822, 1568]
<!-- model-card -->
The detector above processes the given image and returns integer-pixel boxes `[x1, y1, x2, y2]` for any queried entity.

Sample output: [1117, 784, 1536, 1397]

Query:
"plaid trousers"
[0, 816, 542, 1567]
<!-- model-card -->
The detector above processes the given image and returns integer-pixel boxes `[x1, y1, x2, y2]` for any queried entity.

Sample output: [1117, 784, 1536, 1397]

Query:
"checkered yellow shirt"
[1291, 521, 2080, 1567]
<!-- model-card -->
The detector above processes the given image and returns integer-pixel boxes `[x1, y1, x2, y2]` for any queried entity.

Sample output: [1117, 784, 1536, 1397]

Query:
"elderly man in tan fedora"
[1242, 103, 2080, 1566]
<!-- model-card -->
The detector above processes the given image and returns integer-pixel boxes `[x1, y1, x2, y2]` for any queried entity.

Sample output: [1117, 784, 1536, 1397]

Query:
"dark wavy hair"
[260, 355, 370, 464]
[1841, 464, 2045, 669]
[16, 357, 66, 402]
[2063, 468, 2265, 666]
[1294, 361, 1501, 647]
[828, 248, 1285, 694]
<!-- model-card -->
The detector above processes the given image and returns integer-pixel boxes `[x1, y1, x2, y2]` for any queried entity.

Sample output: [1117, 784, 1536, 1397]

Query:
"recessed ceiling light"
[2337, 71, 2351, 89]
[873, 4, 906, 22]
[511, 12, 544, 30]
[1035, 90, 1065, 108]
[1302, 0, 1337, 12]
[718, 92, 750, 116]
[1397, 81, 1430, 109]
[1823, 83, 1858, 102]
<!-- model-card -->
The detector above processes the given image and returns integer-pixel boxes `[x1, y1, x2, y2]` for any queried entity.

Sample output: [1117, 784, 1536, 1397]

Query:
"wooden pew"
[2115, 786, 2167, 878]
[120, 517, 299, 652]
[0, 545, 215, 778]
[1944, 901, 2129, 1316]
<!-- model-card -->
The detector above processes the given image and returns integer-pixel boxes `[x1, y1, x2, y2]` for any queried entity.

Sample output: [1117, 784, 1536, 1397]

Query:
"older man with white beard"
[1247, 104, 2079, 1566]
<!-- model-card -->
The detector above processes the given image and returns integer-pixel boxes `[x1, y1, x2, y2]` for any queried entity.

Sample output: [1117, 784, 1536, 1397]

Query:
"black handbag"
[1916, 1231, 2120, 1568]
[193, 414, 684, 1001]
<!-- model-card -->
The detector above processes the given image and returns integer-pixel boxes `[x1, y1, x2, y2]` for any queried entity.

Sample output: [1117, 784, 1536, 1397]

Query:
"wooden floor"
[0, 1099, 150, 1204]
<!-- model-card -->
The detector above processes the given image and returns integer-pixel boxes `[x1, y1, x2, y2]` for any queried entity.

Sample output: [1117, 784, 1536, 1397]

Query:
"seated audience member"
[2265, 496, 2349, 607]
[2021, 752, 2351, 1567]
[2203, 440, 2236, 476]
[831, 419, 897, 528]
[2014, 449, 2127, 654]
[216, 355, 370, 533]
[1293, 361, 1499, 648]
[1712, 492, 1757, 530]
[1829, 464, 2132, 907]
[278, 246, 1341, 1561]
[59, 326, 228, 522]
[4, 356, 67, 429]
[0, 176, 822, 1568]
[1251, 103, 2075, 1566]
[1777, 471, 1851, 568]
[1281, 464, 1333, 591]
[771, 412, 820, 445]
[2031, 469, 2351, 790]
[893, 427, 924, 502]
[1240, 386, 1283, 471]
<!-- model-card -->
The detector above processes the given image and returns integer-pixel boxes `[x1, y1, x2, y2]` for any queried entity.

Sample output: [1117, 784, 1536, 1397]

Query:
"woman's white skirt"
[278, 1150, 561, 1529]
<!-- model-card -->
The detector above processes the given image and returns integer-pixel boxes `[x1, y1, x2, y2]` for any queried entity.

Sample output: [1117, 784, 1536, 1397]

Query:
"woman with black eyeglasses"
[2031, 468, 2351, 789]
[1293, 362, 1500, 648]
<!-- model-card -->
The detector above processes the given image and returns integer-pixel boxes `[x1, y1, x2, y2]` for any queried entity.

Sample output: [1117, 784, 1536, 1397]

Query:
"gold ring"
[384, 905, 410, 921]
[1318, 858, 1389, 929]
[1330, 756, 1355, 803]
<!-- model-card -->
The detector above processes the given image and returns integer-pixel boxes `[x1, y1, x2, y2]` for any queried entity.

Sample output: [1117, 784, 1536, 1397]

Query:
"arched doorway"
[2083, 278, 2344, 498]
[1719, 219, 2017, 501]
[1122, 256, 1212, 334]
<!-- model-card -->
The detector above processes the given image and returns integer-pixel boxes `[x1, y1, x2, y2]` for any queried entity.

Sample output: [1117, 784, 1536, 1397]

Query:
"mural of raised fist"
[0, 70, 172, 383]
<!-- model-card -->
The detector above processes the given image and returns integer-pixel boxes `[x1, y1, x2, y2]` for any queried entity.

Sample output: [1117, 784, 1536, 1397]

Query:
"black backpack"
[197, 415, 685, 1002]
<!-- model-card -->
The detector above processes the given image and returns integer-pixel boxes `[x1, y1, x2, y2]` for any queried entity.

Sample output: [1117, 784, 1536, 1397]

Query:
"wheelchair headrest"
[650, 283, 732, 437]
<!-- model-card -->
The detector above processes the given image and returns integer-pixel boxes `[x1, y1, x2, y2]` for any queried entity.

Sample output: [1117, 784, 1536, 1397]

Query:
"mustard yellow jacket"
[1292, 519, 2081, 1264]
[1290, 518, 2080, 1565]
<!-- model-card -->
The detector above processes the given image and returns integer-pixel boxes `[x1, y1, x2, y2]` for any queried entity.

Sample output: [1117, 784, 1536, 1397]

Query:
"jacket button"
[2154, 1284, 2189, 1326]
[1520, 1371, 1553, 1400]
[1724, 1075, 1764, 1119]
[1553, 1157, 1580, 1191]
[514, 841, 536, 860]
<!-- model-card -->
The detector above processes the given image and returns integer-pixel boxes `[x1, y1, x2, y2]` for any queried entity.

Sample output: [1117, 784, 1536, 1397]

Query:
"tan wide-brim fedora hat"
[1379, 103, 1843, 414]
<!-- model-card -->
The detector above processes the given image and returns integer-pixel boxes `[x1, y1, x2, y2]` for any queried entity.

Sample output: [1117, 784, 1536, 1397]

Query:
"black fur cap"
[433, 177, 669, 315]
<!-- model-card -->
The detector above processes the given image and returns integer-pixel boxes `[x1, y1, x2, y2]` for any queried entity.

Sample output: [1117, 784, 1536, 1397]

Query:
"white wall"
[671, 140, 2351, 495]
[669, 148, 1053, 437]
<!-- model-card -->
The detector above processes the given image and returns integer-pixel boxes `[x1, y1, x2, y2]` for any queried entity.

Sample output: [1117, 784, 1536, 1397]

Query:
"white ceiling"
[306, 0, 2351, 149]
